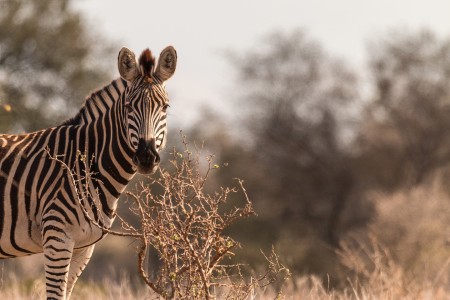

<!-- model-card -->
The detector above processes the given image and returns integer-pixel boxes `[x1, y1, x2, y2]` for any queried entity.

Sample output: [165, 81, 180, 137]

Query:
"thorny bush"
[52, 134, 289, 299]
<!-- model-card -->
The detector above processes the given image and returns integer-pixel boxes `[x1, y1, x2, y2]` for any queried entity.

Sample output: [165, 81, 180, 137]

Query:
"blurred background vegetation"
[2, 0, 450, 294]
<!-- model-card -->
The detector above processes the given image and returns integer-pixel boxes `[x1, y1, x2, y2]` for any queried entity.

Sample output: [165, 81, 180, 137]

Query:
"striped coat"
[0, 46, 177, 299]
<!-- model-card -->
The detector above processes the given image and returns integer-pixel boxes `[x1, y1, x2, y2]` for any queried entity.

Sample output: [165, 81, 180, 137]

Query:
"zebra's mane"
[61, 78, 128, 126]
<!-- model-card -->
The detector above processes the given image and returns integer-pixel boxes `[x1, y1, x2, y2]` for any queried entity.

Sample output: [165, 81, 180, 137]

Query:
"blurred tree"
[229, 30, 363, 247]
[174, 28, 450, 281]
[180, 29, 450, 281]
[0, 0, 115, 133]
[358, 30, 450, 188]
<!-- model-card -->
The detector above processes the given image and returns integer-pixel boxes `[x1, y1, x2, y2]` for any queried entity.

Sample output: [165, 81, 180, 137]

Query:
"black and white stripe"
[0, 46, 177, 299]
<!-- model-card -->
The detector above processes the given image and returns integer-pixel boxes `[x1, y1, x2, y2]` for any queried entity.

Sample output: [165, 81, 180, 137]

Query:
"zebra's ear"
[118, 47, 139, 82]
[154, 46, 177, 82]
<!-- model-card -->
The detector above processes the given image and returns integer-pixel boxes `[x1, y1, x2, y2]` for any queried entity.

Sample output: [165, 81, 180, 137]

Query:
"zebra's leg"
[43, 237, 74, 300]
[65, 245, 95, 299]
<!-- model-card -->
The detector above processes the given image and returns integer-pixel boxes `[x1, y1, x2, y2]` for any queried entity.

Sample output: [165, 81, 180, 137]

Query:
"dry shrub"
[59, 134, 290, 299]
[122, 136, 289, 299]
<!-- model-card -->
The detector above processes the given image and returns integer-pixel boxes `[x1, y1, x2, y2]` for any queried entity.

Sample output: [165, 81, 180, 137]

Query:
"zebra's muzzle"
[133, 138, 160, 174]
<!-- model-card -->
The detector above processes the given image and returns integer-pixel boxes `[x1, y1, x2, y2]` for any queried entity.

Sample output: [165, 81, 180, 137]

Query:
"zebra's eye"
[162, 103, 170, 112]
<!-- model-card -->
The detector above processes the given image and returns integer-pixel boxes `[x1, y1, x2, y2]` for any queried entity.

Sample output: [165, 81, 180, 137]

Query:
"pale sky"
[74, 0, 450, 128]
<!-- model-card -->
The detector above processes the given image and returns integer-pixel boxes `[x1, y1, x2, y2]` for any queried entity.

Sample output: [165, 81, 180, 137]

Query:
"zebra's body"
[0, 46, 177, 299]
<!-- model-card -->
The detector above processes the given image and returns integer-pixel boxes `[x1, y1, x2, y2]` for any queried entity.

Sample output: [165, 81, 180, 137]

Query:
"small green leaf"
[169, 272, 176, 281]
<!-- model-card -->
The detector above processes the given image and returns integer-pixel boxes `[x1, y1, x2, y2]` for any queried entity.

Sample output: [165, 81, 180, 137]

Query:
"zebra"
[0, 46, 177, 299]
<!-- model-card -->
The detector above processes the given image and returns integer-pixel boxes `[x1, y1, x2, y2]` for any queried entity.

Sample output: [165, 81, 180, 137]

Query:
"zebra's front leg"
[65, 245, 95, 299]
[42, 222, 75, 299]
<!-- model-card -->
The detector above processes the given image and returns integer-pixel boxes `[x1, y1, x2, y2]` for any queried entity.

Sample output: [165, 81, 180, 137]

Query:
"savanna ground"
[2, 174, 450, 299]
[1, 242, 449, 300]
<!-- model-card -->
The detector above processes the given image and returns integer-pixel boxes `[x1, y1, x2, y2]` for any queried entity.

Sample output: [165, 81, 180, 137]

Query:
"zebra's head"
[118, 46, 177, 174]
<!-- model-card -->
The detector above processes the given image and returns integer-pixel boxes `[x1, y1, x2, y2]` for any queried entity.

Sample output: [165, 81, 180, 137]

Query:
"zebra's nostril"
[144, 153, 156, 164]
[132, 150, 159, 175]
[135, 149, 158, 165]
[136, 139, 160, 163]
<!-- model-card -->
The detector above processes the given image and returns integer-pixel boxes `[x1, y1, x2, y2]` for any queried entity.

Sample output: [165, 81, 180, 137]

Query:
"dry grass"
[2, 233, 450, 300]
[368, 174, 450, 278]
[0, 274, 150, 300]
[2, 264, 449, 300]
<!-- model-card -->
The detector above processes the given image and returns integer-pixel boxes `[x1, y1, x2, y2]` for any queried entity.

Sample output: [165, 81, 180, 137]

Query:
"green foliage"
[0, 0, 115, 133]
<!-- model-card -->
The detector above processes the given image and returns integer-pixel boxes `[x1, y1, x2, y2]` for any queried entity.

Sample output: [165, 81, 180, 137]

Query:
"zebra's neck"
[62, 79, 128, 127]
[61, 78, 137, 223]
